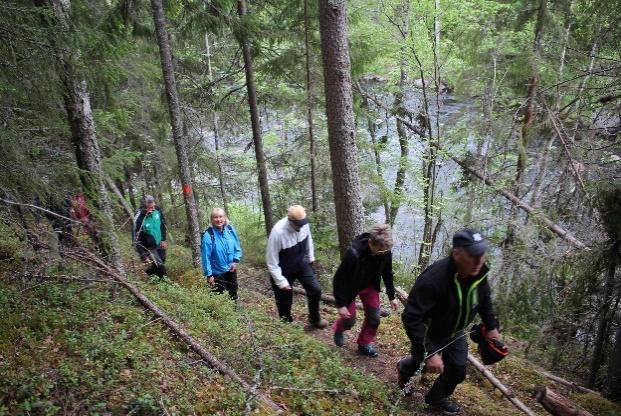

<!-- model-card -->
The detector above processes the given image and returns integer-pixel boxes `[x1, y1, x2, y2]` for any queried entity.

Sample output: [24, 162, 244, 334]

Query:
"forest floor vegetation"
[1, 236, 620, 415]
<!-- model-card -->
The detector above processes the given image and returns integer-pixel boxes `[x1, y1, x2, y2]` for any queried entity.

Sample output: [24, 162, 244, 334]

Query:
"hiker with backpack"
[201, 208, 242, 301]
[398, 228, 501, 415]
[134, 195, 168, 278]
[332, 223, 399, 357]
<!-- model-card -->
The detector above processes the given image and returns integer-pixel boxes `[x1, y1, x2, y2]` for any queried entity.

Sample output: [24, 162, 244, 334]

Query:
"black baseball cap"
[452, 228, 488, 255]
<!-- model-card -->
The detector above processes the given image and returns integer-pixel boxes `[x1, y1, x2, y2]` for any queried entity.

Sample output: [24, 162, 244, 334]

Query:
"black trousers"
[398, 333, 468, 403]
[270, 264, 322, 323]
[141, 247, 167, 278]
[213, 271, 238, 300]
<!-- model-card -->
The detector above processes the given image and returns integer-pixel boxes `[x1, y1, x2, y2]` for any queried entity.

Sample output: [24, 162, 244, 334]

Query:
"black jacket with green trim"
[402, 255, 498, 361]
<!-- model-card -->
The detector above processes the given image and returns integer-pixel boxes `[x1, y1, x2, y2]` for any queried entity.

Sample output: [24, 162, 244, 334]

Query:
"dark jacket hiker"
[398, 228, 500, 415]
[332, 225, 400, 357]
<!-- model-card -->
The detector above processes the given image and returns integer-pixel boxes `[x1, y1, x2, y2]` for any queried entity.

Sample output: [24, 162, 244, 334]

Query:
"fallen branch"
[469, 353, 537, 416]
[536, 370, 600, 396]
[354, 86, 588, 251]
[0, 197, 80, 224]
[61, 246, 283, 414]
[394, 287, 537, 416]
[534, 386, 594, 416]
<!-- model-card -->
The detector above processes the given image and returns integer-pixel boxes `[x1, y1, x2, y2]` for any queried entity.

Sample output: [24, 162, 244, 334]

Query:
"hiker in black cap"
[398, 228, 500, 415]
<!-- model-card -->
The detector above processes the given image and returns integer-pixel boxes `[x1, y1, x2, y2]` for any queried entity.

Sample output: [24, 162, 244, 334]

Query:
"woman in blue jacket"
[201, 208, 243, 300]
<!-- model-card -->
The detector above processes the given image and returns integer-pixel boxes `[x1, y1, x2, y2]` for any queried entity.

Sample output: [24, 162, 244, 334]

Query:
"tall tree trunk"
[237, 0, 274, 235]
[205, 33, 229, 215]
[42, 0, 122, 271]
[150, 0, 201, 266]
[304, 0, 318, 214]
[588, 242, 619, 388]
[318, 0, 364, 255]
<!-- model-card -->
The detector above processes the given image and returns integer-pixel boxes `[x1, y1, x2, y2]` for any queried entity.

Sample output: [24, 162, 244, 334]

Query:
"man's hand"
[230, 262, 238, 272]
[207, 276, 215, 285]
[390, 299, 400, 311]
[425, 354, 444, 374]
[160, 241, 168, 249]
[281, 285, 292, 291]
[485, 328, 500, 341]
[337, 306, 351, 319]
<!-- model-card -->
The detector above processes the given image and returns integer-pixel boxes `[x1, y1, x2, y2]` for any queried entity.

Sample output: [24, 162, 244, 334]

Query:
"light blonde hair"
[369, 223, 393, 249]
[287, 204, 307, 220]
[210, 208, 229, 225]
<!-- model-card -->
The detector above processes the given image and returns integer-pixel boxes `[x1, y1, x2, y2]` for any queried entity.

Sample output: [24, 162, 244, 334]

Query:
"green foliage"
[0, 223, 26, 269]
[0, 278, 246, 414]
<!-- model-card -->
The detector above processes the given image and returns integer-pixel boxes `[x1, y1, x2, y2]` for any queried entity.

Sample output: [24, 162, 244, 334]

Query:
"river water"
[364, 88, 476, 268]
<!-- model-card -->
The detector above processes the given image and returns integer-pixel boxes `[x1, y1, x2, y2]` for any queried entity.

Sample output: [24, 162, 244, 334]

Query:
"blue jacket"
[201, 224, 242, 277]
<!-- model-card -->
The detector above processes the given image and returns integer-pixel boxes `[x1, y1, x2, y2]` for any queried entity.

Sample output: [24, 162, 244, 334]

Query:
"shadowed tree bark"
[237, 0, 274, 235]
[150, 0, 202, 266]
[318, 0, 364, 255]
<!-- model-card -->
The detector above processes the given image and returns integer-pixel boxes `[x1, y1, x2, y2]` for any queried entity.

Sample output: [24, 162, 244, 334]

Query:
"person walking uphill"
[332, 223, 400, 357]
[266, 205, 328, 328]
[134, 195, 168, 278]
[201, 208, 242, 301]
[398, 229, 500, 415]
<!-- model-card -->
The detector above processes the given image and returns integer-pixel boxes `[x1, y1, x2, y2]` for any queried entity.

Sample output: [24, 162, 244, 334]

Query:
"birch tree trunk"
[237, 0, 274, 235]
[150, 0, 201, 266]
[318, 0, 364, 255]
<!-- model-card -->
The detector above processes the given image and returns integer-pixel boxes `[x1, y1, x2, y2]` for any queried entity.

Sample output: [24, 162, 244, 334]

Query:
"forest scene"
[1, 0, 621, 414]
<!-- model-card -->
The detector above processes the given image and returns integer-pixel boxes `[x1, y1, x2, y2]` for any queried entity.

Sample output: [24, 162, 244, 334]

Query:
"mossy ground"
[0, 238, 414, 415]
[1, 235, 620, 415]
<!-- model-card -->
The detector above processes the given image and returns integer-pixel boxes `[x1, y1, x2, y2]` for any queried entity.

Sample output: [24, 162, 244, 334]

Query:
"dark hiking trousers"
[143, 248, 167, 278]
[212, 271, 238, 301]
[270, 264, 322, 324]
[398, 332, 468, 403]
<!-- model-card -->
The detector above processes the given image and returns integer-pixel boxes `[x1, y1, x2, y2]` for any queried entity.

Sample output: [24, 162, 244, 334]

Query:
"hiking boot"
[358, 344, 379, 358]
[334, 331, 345, 347]
[310, 318, 329, 329]
[426, 398, 460, 415]
[397, 364, 410, 390]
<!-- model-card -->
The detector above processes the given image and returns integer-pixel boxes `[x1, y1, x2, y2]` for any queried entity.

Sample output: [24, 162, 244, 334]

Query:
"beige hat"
[287, 205, 307, 221]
